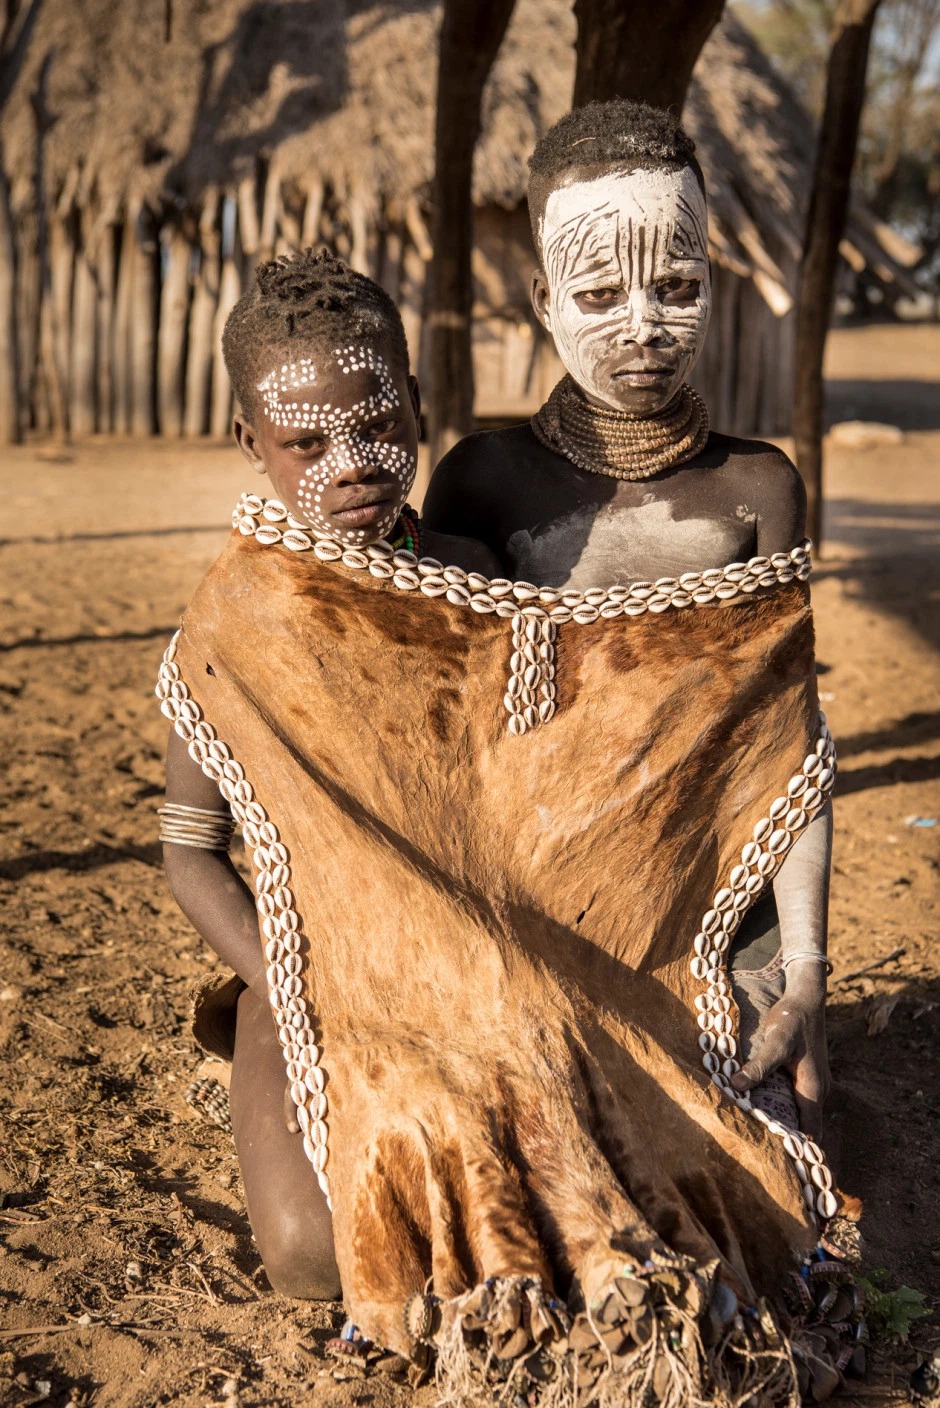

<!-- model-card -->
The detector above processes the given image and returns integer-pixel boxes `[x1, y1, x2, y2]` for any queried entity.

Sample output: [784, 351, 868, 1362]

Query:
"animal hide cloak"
[158, 508, 855, 1406]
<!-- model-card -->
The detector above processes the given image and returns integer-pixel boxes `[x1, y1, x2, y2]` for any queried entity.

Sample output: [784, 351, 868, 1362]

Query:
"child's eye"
[575, 287, 620, 309]
[368, 419, 399, 438]
[658, 278, 700, 305]
[289, 436, 327, 456]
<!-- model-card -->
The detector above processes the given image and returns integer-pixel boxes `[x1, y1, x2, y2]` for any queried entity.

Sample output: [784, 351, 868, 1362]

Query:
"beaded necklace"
[388, 506, 422, 557]
[531, 376, 709, 480]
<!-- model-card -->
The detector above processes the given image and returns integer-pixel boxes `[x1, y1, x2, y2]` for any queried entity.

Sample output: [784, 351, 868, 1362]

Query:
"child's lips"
[332, 498, 393, 527]
[612, 366, 673, 383]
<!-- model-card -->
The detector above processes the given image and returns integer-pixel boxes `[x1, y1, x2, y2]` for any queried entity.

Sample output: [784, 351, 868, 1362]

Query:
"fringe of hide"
[411, 1263, 802, 1408]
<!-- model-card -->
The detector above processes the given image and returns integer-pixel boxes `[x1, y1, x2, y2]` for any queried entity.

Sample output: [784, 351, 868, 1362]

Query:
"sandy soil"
[0, 322, 937, 1407]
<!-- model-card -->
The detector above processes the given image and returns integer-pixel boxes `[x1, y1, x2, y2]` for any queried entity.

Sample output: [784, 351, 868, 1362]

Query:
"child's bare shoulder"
[706, 433, 807, 555]
[424, 426, 548, 544]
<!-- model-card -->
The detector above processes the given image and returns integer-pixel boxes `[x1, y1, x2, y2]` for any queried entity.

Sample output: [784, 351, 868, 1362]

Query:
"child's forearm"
[771, 801, 832, 994]
[163, 844, 267, 1000]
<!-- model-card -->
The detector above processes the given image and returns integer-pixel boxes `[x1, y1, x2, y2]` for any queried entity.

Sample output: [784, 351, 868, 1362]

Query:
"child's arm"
[163, 728, 267, 1001]
[731, 802, 832, 1136]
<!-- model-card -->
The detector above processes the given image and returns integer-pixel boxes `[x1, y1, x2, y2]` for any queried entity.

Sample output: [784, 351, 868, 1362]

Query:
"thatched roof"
[0, 0, 917, 304]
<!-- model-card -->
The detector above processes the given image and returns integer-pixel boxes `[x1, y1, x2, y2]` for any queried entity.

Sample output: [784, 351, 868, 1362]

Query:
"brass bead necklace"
[531, 376, 709, 480]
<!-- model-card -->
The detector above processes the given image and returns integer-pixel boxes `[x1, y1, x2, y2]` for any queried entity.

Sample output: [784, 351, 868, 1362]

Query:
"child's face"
[235, 341, 419, 545]
[532, 165, 711, 414]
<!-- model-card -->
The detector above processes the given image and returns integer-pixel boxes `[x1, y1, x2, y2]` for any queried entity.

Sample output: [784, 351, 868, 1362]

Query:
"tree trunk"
[573, 0, 725, 112]
[793, 0, 882, 553]
[426, 0, 517, 466]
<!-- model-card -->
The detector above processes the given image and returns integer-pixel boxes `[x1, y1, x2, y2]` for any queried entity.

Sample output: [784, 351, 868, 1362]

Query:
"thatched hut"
[0, 0, 918, 444]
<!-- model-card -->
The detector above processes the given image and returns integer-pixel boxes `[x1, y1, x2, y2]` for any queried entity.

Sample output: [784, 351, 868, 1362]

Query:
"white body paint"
[537, 167, 711, 412]
[256, 346, 417, 544]
[507, 497, 748, 590]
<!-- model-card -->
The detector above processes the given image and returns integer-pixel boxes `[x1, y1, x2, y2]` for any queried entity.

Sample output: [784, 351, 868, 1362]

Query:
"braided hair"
[527, 100, 705, 260]
[223, 248, 410, 418]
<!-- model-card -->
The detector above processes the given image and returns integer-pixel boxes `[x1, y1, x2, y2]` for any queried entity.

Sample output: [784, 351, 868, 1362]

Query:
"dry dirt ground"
[0, 322, 937, 1407]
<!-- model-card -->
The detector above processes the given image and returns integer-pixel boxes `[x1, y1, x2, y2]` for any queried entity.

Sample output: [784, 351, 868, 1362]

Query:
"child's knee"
[258, 1210, 341, 1300]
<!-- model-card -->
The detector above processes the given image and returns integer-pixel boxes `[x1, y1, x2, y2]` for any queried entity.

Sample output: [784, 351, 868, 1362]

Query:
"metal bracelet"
[781, 950, 833, 976]
[158, 802, 234, 852]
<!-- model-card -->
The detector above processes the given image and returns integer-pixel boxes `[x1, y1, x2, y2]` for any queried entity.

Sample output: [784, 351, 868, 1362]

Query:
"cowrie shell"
[816, 1189, 838, 1219]
[783, 1133, 804, 1160]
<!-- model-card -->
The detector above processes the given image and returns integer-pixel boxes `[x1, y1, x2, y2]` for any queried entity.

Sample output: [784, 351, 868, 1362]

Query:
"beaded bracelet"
[781, 950, 833, 976]
[158, 802, 234, 852]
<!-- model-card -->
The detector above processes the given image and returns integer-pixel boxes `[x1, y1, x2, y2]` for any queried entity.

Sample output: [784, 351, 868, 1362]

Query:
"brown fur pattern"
[175, 535, 823, 1357]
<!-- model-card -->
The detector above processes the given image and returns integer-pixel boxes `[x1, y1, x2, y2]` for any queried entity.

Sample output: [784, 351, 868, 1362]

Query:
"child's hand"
[730, 972, 829, 1138]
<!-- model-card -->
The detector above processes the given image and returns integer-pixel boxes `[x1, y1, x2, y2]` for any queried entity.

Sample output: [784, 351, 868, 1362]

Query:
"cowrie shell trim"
[232, 496, 812, 737]
[156, 633, 332, 1209]
[689, 713, 837, 1225]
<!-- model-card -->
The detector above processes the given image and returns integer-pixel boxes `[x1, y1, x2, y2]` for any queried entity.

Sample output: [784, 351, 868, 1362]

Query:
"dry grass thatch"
[0, 0, 919, 443]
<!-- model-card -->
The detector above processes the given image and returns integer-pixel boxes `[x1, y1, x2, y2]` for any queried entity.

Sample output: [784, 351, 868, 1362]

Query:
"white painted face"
[535, 166, 711, 414]
[255, 345, 418, 545]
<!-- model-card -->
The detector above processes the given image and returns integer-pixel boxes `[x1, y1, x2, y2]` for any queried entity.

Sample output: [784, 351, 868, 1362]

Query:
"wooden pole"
[0, 148, 21, 442]
[95, 208, 117, 433]
[184, 189, 220, 437]
[793, 0, 882, 553]
[70, 208, 98, 436]
[129, 202, 159, 436]
[210, 192, 240, 437]
[573, 0, 725, 113]
[112, 203, 136, 433]
[426, 0, 517, 466]
[157, 223, 192, 436]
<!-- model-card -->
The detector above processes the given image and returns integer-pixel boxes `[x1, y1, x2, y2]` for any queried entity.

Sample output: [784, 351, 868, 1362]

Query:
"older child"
[161, 249, 498, 1299]
[424, 100, 833, 1142]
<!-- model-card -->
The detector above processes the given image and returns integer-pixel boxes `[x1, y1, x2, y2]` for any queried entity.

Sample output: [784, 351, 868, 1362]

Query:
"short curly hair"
[527, 100, 705, 260]
[222, 248, 410, 418]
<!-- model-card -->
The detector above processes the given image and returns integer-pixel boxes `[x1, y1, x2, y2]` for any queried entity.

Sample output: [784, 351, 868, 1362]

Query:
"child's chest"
[501, 476, 758, 590]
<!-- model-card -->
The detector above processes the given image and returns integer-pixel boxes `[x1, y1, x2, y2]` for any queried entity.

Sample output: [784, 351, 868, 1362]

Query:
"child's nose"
[330, 441, 378, 485]
[616, 291, 663, 346]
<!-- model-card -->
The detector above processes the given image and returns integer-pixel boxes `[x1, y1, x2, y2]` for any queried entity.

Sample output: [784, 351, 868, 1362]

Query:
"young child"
[423, 100, 833, 1141]
[161, 249, 499, 1299]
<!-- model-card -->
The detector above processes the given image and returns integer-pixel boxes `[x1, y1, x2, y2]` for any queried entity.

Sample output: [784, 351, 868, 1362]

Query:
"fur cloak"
[158, 497, 857, 1406]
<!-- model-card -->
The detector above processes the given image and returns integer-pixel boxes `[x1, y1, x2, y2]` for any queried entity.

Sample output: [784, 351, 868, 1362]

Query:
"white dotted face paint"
[538, 166, 711, 413]
[255, 345, 417, 545]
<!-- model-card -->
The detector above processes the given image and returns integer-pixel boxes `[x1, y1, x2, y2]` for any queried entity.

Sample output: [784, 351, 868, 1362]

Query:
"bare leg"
[230, 986, 341, 1299]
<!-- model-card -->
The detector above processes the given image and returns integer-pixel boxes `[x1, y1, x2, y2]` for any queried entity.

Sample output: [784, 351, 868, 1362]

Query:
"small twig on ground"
[836, 947, 905, 984]
[185, 1258, 220, 1303]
